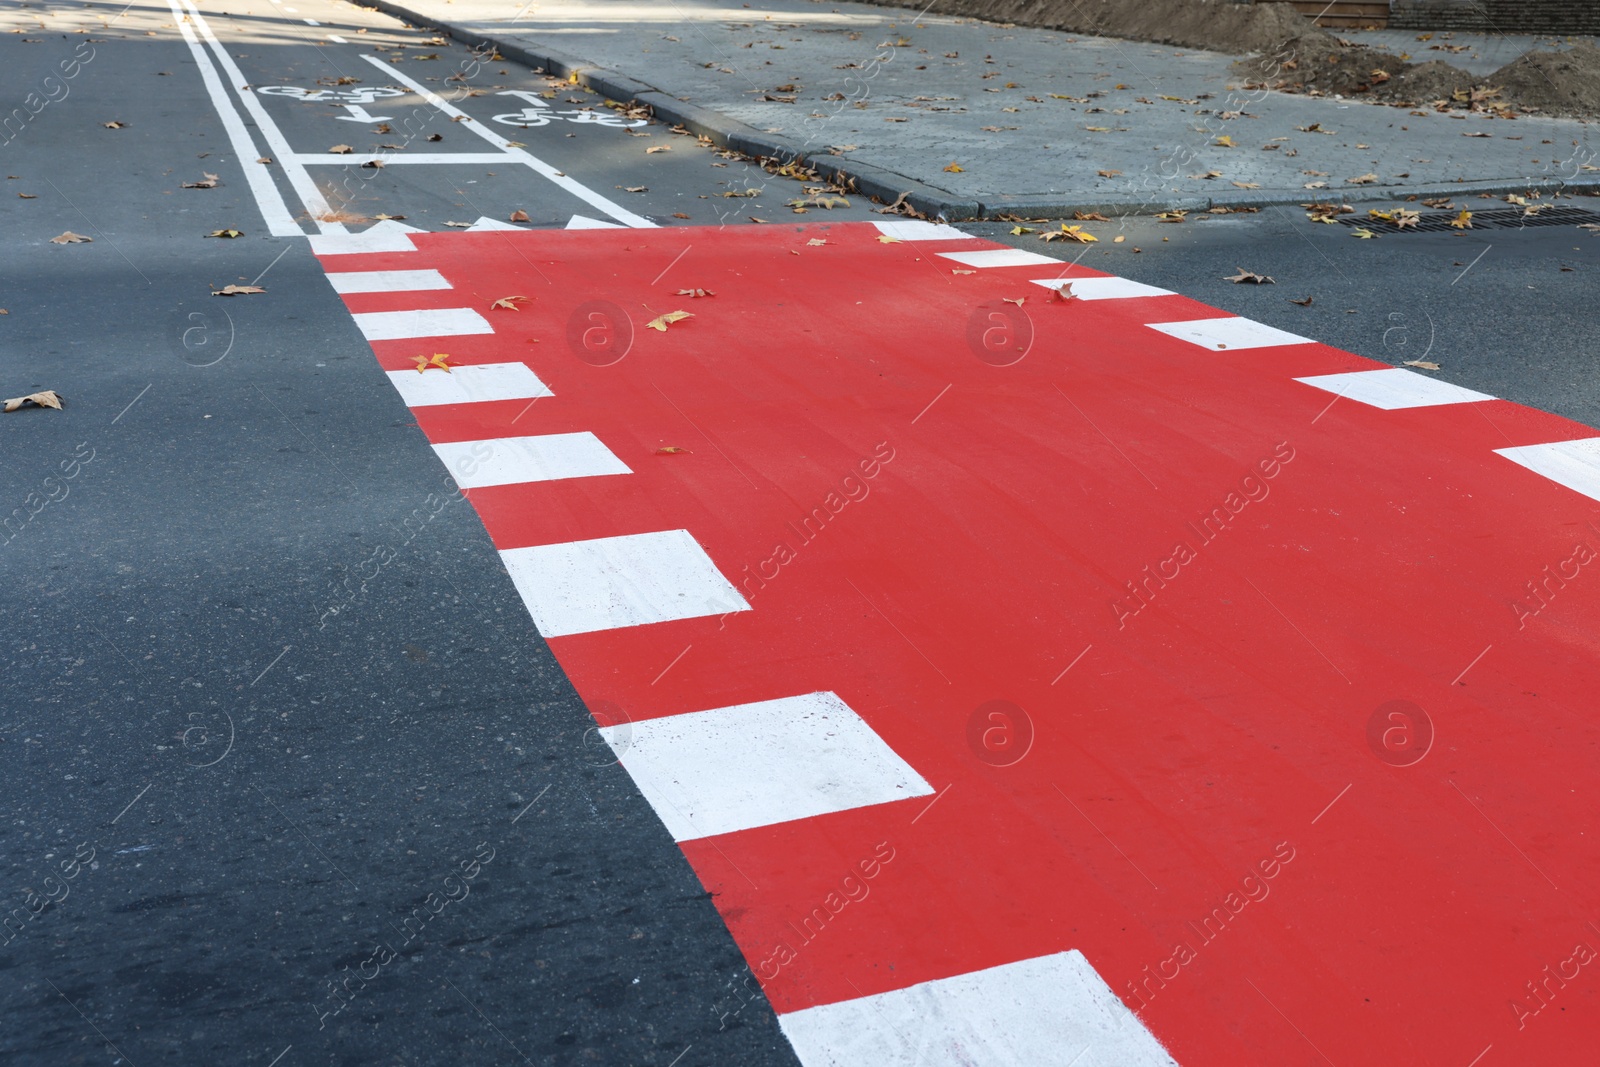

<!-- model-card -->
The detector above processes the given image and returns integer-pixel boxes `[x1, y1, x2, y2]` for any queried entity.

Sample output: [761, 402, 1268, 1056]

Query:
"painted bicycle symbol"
[255, 85, 406, 105]
[490, 90, 646, 129]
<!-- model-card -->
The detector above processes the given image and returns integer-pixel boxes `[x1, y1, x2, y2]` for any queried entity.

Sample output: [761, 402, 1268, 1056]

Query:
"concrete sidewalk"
[364, 0, 1599, 218]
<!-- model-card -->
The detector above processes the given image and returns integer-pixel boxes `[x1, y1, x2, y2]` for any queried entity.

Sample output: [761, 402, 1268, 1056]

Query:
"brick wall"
[1390, 0, 1600, 33]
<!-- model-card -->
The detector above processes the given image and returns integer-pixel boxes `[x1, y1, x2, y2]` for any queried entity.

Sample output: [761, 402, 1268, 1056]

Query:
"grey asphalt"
[2, 0, 1598, 1064]
[365, 0, 1600, 216]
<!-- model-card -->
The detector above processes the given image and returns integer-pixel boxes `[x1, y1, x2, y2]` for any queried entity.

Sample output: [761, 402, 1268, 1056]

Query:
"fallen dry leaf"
[876, 234, 901, 244]
[50, 231, 91, 244]
[427, 133, 443, 142]
[444, 221, 473, 228]
[1073, 211, 1109, 222]
[655, 446, 691, 454]
[1226, 268, 1274, 284]
[212, 284, 265, 296]
[361, 159, 384, 169]
[1422, 197, 1454, 209]
[672, 212, 691, 219]
[1156, 211, 1187, 223]
[491, 295, 530, 311]
[103, 120, 125, 129]
[1347, 173, 1379, 185]
[1010, 226, 1035, 235]
[646, 310, 693, 332]
[1231, 181, 1261, 190]
[1403, 360, 1441, 371]
[1053, 283, 1077, 302]
[806, 238, 828, 246]
[621, 185, 648, 193]
[1041, 224, 1097, 244]
[1351, 228, 1378, 240]
[1002, 296, 1025, 307]
[1451, 210, 1474, 230]
[256, 157, 272, 164]
[787, 195, 848, 210]
[1215, 135, 1234, 148]
[17, 192, 36, 198]
[1097, 169, 1122, 178]
[3, 390, 62, 412]
[943, 162, 963, 172]
[1290, 296, 1314, 306]
[951, 269, 976, 275]
[181, 172, 220, 188]
[675, 288, 715, 298]
[413, 353, 451, 373]
[509, 209, 530, 222]
[646, 146, 671, 154]
[1303, 181, 1328, 190]
[329, 144, 353, 154]
[374, 213, 406, 220]
[204, 229, 243, 238]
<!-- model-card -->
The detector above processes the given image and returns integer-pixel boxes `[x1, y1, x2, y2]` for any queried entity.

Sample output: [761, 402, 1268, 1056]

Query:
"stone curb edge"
[355, 0, 1600, 220]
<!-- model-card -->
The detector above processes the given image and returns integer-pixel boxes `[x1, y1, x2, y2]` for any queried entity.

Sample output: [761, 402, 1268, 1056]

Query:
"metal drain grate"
[1336, 207, 1600, 233]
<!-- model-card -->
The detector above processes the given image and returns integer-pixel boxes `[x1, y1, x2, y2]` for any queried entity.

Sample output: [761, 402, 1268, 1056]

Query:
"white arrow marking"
[336, 104, 395, 123]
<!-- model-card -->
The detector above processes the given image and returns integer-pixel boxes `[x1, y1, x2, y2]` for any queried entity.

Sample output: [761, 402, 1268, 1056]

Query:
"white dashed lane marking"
[1496, 437, 1600, 503]
[598, 691, 933, 842]
[353, 307, 493, 342]
[432, 433, 632, 489]
[777, 950, 1179, 1067]
[938, 248, 1066, 269]
[873, 220, 974, 241]
[1294, 368, 1496, 409]
[1145, 316, 1314, 352]
[384, 362, 552, 408]
[326, 269, 452, 294]
[1030, 276, 1175, 301]
[499, 529, 750, 638]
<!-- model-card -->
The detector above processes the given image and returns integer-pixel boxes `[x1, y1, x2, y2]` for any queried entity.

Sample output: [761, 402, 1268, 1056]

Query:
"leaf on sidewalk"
[212, 284, 265, 295]
[50, 231, 92, 243]
[646, 310, 693, 332]
[1214, 135, 1234, 148]
[1155, 210, 1187, 223]
[1073, 211, 1109, 221]
[491, 295, 530, 311]
[943, 162, 963, 172]
[1231, 181, 1261, 189]
[413, 353, 451, 373]
[3, 390, 62, 412]
[1347, 173, 1379, 185]
[1225, 268, 1274, 284]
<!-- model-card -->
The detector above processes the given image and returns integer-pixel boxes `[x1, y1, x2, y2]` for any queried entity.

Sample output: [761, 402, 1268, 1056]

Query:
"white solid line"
[303, 18, 319, 25]
[167, 1, 303, 236]
[359, 55, 658, 229]
[291, 152, 514, 166]
[174, 0, 343, 232]
[326, 268, 452, 294]
[328, 33, 347, 43]
[1310, 783, 1352, 825]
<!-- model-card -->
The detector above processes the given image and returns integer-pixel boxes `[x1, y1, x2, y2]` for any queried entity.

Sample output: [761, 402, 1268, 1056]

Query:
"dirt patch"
[861, 0, 1338, 56]
[1234, 35, 1600, 118]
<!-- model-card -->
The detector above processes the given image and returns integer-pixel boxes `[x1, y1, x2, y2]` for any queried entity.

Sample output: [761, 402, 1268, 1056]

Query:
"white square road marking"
[1030, 276, 1175, 301]
[1495, 437, 1600, 504]
[353, 307, 493, 342]
[777, 950, 1179, 1067]
[938, 248, 1064, 269]
[598, 691, 932, 842]
[385, 363, 552, 408]
[309, 219, 420, 255]
[432, 433, 631, 489]
[1294, 368, 1495, 409]
[326, 269, 452, 295]
[500, 529, 749, 639]
[1146, 316, 1313, 351]
[873, 220, 973, 241]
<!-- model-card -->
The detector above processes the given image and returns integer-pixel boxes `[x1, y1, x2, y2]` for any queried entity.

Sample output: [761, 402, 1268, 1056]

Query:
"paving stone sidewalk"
[369, 0, 1599, 217]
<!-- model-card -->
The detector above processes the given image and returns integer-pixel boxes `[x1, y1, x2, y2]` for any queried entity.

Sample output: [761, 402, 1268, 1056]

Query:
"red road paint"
[320, 222, 1600, 1065]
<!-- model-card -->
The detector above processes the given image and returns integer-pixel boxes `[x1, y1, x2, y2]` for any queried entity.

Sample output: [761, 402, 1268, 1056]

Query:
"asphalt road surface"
[4, 1, 1599, 1066]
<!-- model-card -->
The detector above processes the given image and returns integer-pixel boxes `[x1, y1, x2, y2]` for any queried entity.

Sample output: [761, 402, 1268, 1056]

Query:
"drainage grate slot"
[1337, 207, 1600, 233]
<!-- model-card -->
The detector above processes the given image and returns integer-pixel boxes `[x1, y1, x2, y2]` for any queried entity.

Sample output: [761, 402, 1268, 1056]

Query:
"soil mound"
[1490, 40, 1600, 117]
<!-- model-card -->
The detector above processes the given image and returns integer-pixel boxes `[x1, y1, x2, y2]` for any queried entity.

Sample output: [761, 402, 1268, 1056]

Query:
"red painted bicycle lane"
[318, 221, 1600, 1066]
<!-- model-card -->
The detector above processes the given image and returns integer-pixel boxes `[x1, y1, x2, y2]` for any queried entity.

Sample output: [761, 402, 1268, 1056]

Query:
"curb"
[356, 0, 1600, 221]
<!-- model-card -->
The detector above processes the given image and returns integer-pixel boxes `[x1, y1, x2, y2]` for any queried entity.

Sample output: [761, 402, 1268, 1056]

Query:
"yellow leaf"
[876, 235, 901, 244]
[1215, 135, 1234, 147]
[806, 238, 827, 246]
[1351, 228, 1378, 239]
[1009, 226, 1035, 235]
[1451, 210, 1473, 229]
[655, 446, 691, 454]
[492, 295, 530, 311]
[413, 353, 451, 373]
[943, 162, 963, 172]
[646, 310, 693, 332]
[204, 229, 244, 238]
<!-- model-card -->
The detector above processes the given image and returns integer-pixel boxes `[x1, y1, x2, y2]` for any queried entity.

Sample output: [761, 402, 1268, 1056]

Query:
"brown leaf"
[622, 185, 648, 193]
[212, 284, 265, 296]
[50, 231, 92, 243]
[675, 288, 715, 298]
[509, 209, 530, 222]
[3, 390, 63, 412]
[361, 159, 384, 169]
[374, 123, 393, 134]
[1403, 360, 1441, 371]
[181, 172, 220, 188]
[1002, 296, 1024, 307]
[1290, 296, 1314, 306]
[1096, 169, 1122, 177]
[806, 238, 827, 246]
[646, 310, 693, 332]
[204, 229, 244, 238]
[103, 120, 125, 128]
[17, 192, 36, 198]
[491, 295, 530, 310]
[1053, 282, 1077, 302]
[256, 157, 273, 164]
[444, 221, 474, 228]
[1073, 211, 1109, 222]
[1040, 225, 1097, 244]
[655, 446, 692, 454]
[374, 213, 407, 220]
[1347, 173, 1379, 185]
[672, 212, 691, 219]
[1155, 211, 1187, 223]
[1226, 268, 1274, 284]
[646, 145, 671, 154]
[1231, 181, 1261, 189]
[329, 144, 354, 154]
[427, 133, 443, 142]
[1451, 210, 1473, 230]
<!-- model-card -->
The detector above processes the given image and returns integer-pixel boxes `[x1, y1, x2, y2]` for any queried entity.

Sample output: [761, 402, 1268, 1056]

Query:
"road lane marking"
[352, 307, 493, 341]
[291, 152, 514, 165]
[500, 529, 748, 638]
[384, 362, 551, 407]
[938, 248, 1063, 268]
[1293, 368, 1495, 410]
[168, 0, 303, 235]
[466, 216, 526, 232]
[1494, 437, 1600, 503]
[432, 433, 631, 488]
[776, 951, 1178, 1067]
[597, 691, 932, 842]
[567, 215, 626, 230]
[173, 0, 343, 231]
[1145, 316, 1313, 351]
[309, 219, 421, 255]
[328, 33, 347, 43]
[358, 54, 658, 229]
[872, 220, 973, 241]
[326, 268, 451, 294]
[1030, 276, 1175, 300]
